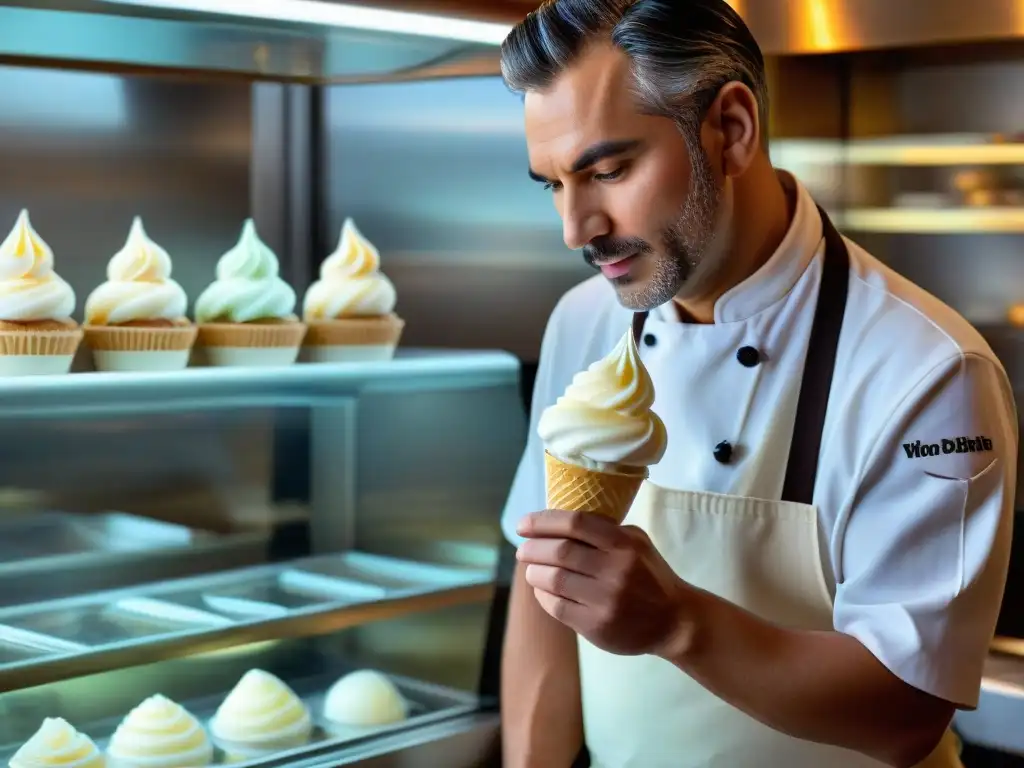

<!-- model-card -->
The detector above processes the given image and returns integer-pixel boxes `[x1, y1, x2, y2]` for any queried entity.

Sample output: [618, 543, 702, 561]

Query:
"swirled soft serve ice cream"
[301, 218, 403, 363]
[83, 217, 196, 372]
[194, 219, 305, 367]
[106, 695, 212, 768]
[9, 717, 103, 768]
[0, 210, 83, 376]
[538, 326, 667, 522]
[209, 669, 312, 760]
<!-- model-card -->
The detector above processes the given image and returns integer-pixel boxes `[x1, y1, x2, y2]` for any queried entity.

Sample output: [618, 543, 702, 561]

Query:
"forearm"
[665, 589, 954, 768]
[502, 562, 583, 768]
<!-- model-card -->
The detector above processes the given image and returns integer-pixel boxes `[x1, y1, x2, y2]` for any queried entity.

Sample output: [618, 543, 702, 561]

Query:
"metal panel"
[323, 75, 590, 362]
[0, 64, 252, 324]
[731, 0, 1024, 55]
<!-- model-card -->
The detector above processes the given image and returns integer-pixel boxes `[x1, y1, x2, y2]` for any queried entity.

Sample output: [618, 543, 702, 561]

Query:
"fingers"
[517, 509, 623, 550]
[524, 564, 603, 606]
[533, 586, 587, 629]
[516, 536, 602, 576]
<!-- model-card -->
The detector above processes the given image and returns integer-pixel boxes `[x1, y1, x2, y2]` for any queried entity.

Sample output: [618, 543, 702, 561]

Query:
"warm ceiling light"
[99, 0, 514, 44]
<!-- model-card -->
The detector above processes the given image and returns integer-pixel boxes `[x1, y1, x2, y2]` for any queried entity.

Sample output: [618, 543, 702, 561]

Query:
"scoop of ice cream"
[0, 210, 76, 321]
[302, 218, 396, 320]
[194, 220, 296, 323]
[323, 670, 408, 727]
[107, 694, 212, 768]
[210, 669, 312, 750]
[538, 327, 667, 470]
[9, 718, 103, 768]
[84, 217, 188, 325]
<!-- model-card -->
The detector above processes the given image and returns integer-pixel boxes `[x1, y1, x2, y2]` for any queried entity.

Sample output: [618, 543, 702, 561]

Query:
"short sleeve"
[500, 298, 570, 546]
[833, 352, 1018, 708]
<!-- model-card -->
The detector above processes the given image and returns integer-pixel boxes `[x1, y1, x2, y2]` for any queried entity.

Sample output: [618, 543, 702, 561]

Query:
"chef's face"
[524, 42, 725, 310]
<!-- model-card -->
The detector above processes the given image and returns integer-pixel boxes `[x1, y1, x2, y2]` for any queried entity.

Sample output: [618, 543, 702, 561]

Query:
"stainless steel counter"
[955, 649, 1024, 756]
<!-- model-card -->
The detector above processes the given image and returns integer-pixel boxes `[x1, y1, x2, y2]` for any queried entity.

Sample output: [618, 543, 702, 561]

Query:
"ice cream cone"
[544, 451, 646, 523]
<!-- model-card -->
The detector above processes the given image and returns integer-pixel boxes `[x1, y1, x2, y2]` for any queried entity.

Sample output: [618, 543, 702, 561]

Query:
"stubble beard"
[616, 145, 722, 312]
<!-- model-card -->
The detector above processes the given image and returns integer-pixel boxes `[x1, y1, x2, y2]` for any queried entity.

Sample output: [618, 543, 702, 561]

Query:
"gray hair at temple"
[499, 0, 771, 149]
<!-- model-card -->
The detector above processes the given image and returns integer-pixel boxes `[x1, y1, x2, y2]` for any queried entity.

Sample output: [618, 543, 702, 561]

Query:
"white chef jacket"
[502, 171, 1018, 709]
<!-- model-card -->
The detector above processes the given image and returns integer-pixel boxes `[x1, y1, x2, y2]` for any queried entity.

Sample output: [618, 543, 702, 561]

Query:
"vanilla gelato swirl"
[0, 210, 75, 321]
[85, 217, 188, 325]
[538, 327, 667, 469]
[194, 220, 296, 323]
[107, 695, 212, 767]
[303, 218, 396, 319]
[9, 718, 102, 768]
[210, 669, 312, 749]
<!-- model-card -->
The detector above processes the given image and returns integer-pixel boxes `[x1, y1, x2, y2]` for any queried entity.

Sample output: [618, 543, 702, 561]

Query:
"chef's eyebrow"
[528, 139, 644, 184]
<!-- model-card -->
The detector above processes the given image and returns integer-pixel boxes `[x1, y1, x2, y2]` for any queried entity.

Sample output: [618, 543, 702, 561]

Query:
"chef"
[497, 2, 1018, 768]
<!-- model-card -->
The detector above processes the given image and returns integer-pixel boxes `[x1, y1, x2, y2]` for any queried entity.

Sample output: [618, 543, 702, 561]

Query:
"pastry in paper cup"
[538, 326, 667, 523]
[194, 220, 305, 367]
[83, 217, 196, 372]
[301, 218, 402, 363]
[0, 211, 82, 376]
[302, 314, 404, 363]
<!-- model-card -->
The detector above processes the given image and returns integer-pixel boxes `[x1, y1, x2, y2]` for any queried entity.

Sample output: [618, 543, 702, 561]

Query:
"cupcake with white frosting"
[107, 695, 213, 768]
[209, 669, 313, 761]
[194, 219, 305, 367]
[301, 218, 403, 363]
[0, 210, 82, 376]
[9, 717, 103, 768]
[83, 217, 196, 372]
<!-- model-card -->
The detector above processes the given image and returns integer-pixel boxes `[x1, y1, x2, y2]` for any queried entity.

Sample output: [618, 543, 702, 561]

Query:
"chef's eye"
[594, 167, 625, 182]
[544, 180, 563, 192]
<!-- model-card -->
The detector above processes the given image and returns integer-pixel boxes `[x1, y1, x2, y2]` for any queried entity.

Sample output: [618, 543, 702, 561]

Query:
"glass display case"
[0, 353, 523, 766]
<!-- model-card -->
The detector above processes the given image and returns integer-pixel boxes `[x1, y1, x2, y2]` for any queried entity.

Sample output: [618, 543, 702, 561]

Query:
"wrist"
[656, 583, 711, 665]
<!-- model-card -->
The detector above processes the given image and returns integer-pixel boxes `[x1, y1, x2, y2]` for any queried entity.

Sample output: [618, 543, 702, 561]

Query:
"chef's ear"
[701, 81, 760, 178]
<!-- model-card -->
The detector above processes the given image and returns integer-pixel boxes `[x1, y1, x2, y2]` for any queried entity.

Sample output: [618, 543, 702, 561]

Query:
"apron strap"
[780, 206, 850, 504]
[631, 310, 649, 346]
[629, 204, 850, 506]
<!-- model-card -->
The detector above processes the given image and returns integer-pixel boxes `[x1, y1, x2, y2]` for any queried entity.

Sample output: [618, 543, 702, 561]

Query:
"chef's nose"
[561, 193, 610, 250]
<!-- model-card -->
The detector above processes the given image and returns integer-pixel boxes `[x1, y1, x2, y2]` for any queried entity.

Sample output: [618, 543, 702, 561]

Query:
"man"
[498, 2, 1018, 767]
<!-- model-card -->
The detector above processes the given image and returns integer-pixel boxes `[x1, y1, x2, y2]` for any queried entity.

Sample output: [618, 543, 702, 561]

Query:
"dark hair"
[500, 0, 770, 147]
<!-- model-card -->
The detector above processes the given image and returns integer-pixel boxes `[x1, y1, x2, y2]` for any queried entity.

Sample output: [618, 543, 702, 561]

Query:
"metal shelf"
[0, 645, 488, 768]
[0, 349, 519, 418]
[836, 207, 1024, 234]
[0, 1, 507, 83]
[0, 551, 495, 692]
[773, 135, 1024, 167]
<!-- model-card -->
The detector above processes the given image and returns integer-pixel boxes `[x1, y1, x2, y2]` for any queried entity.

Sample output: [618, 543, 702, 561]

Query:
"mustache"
[582, 236, 653, 268]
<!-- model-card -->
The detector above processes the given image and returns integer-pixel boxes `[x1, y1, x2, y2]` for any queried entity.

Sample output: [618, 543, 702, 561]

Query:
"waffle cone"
[197, 321, 307, 349]
[544, 451, 646, 523]
[303, 314, 404, 347]
[0, 322, 83, 356]
[83, 323, 197, 352]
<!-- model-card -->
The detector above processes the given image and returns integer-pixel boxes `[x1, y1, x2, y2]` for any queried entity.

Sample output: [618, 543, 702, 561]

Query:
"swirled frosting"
[210, 669, 312, 749]
[84, 217, 188, 325]
[303, 218, 396, 320]
[9, 718, 102, 768]
[194, 220, 296, 323]
[0, 210, 75, 321]
[107, 695, 213, 768]
[538, 327, 667, 469]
